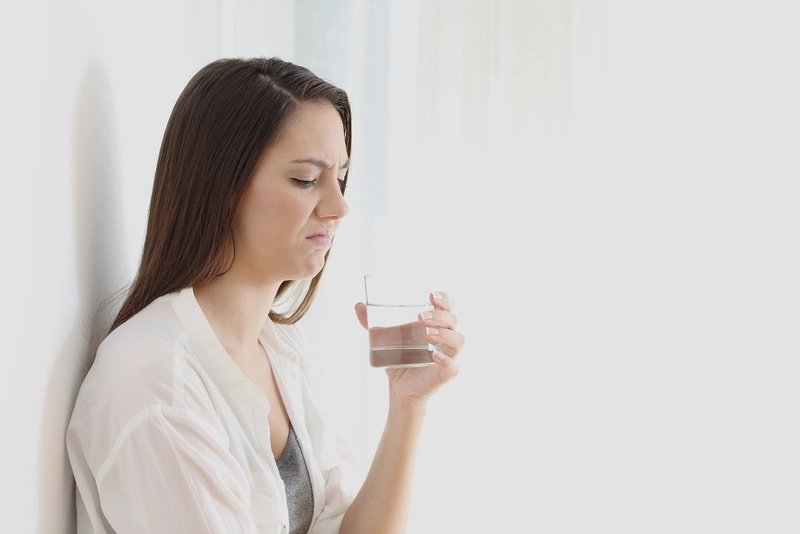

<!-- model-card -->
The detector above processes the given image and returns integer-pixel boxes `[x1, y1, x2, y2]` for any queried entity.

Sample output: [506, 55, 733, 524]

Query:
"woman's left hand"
[354, 291, 465, 409]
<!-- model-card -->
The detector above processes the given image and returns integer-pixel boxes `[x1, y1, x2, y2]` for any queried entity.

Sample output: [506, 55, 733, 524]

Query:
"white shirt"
[67, 287, 361, 534]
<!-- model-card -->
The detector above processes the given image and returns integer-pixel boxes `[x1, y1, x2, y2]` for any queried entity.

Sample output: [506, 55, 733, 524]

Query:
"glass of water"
[364, 274, 441, 368]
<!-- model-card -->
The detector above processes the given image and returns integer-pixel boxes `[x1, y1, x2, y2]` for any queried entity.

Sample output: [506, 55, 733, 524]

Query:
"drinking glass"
[364, 274, 441, 368]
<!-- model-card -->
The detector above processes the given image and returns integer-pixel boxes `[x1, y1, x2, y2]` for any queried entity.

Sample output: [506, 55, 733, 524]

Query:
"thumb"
[354, 302, 368, 330]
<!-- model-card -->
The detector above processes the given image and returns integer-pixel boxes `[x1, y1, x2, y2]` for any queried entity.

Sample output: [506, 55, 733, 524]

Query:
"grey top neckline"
[276, 425, 314, 534]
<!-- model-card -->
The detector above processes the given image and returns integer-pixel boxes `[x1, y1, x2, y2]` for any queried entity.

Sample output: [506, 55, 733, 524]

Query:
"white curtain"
[298, 1, 800, 531]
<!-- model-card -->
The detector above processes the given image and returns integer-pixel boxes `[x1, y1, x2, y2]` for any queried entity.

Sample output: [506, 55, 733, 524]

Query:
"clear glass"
[364, 274, 441, 368]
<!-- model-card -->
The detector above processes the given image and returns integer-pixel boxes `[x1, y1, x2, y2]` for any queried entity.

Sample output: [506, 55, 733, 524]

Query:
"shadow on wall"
[38, 60, 129, 534]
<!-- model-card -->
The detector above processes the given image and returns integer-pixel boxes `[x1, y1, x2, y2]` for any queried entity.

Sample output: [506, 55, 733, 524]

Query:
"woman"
[66, 57, 464, 534]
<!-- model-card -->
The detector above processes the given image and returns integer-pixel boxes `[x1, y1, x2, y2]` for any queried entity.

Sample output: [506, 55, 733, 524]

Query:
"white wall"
[0, 1, 221, 530]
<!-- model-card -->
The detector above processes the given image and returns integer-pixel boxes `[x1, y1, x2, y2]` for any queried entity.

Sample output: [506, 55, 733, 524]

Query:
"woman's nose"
[317, 178, 349, 220]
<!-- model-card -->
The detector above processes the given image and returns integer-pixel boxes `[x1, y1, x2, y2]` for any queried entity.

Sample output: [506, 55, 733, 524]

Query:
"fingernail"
[432, 292, 443, 301]
[432, 350, 445, 361]
[419, 311, 433, 320]
[425, 327, 439, 336]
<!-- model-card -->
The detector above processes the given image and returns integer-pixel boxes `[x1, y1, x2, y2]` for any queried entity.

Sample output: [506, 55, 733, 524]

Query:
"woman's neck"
[193, 271, 281, 363]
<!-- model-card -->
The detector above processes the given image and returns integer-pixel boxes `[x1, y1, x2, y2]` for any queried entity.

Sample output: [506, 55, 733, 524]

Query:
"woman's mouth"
[306, 229, 334, 246]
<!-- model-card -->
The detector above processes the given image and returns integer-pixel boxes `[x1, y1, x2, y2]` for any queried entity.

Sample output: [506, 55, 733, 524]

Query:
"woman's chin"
[298, 256, 326, 279]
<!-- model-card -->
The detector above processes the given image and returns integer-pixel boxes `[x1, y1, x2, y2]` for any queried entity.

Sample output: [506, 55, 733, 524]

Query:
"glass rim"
[363, 273, 434, 306]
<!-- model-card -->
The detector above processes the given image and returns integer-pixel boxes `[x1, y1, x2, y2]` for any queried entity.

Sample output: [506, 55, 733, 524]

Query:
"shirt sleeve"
[94, 404, 258, 533]
[308, 433, 363, 534]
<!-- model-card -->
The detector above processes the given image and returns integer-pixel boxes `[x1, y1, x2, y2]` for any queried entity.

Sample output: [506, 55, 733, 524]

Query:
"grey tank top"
[276, 425, 314, 534]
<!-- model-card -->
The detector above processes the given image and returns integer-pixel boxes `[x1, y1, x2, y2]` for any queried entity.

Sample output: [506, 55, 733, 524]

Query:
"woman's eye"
[291, 178, 316, 188]
[338, 179, 346, 191]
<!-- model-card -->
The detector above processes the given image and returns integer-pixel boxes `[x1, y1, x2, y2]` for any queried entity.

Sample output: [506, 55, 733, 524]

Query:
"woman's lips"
[306, 229, 333, 246]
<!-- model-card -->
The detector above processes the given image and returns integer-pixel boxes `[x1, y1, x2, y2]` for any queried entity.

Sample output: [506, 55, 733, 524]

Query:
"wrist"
[388, 391, 428, 420]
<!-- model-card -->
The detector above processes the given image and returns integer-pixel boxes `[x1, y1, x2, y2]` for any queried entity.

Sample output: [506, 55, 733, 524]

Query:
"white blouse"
[67, 287, 361, 534]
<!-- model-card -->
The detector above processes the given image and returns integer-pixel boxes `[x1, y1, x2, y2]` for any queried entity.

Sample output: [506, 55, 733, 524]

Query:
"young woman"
[66, 57, 464, 534]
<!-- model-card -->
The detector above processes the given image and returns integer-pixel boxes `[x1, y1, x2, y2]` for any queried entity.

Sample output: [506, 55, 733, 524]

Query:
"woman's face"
[232, 101, 350, 285]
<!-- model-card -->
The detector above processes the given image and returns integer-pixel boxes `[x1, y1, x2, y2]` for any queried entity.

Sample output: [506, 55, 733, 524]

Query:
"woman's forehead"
[266, 103, 348, 164]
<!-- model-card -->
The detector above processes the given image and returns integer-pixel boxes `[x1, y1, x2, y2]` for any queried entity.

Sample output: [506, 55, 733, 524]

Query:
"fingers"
[418, 308, 457, 331]
[423, 326, 465, 358]
[429, 291, 455, 312]
[354, 302, 368, 330]
[419, 292, 465, 359]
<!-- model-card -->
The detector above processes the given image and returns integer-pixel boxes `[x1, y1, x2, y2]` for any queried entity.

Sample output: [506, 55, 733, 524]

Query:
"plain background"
[1, 0, 798, 532]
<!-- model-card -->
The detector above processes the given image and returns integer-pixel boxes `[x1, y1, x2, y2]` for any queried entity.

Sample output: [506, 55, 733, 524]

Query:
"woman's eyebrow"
[292, 157, 351, 170]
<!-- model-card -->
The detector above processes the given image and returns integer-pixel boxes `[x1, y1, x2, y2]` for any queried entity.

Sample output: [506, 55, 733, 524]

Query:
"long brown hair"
[108, 57, 351, 341]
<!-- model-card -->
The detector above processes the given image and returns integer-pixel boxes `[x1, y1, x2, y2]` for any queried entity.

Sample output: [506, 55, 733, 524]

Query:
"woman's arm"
[339, 400, 426, 534]
[340, 291, 464, 534]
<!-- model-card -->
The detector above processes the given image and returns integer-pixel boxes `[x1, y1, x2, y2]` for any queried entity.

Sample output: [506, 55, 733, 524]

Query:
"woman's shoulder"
[96, 294, 188, 370]
[74, 293, 207, 424]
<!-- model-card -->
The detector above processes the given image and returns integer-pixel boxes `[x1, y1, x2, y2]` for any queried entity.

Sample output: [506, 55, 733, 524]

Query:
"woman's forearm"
[339, 399, 427, 534]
